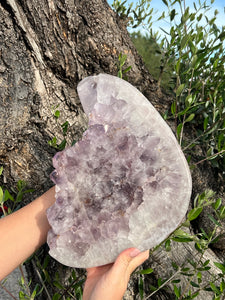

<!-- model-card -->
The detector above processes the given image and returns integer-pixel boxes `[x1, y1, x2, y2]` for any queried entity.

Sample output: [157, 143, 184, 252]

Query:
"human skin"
[0, 187, 55, 280]
[0, 187, 149, 299]
[83, 248, 149, 300]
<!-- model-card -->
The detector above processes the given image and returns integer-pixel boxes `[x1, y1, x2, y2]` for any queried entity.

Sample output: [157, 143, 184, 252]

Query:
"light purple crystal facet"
[47, 74, 192, 268]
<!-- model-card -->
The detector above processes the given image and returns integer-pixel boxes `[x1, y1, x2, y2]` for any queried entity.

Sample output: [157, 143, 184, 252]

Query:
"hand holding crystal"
[83, 248, 149, 300]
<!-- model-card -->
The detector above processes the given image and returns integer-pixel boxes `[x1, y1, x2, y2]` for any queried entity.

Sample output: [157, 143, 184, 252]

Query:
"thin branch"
[194, 149, 225, 166]
[57, 274, 85, 300]
[0, 282, 17, 300]
[179, 114, 186, 145]
[182, 113, 225, 152]
[145, 268, 181, 300]
[31, 260, 52, 300]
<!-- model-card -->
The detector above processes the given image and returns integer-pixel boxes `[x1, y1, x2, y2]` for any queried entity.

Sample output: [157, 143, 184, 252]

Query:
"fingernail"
[129, 248, 141, 258]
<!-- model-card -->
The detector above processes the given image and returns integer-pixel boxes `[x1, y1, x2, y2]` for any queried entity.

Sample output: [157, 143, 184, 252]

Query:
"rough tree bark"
[0, 0, 224, 299]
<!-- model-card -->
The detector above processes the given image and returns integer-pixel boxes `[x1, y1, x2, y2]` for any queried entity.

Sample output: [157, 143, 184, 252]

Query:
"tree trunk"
[0, 0, 224, 299]
[0, 0, 166, 191]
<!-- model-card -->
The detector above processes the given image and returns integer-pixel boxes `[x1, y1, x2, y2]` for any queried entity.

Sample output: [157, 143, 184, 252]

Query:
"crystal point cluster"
[47, 74, 192, 268]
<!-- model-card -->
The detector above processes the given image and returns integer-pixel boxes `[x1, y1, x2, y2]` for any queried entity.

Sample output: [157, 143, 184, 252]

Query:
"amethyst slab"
[46, 74, 192, 268]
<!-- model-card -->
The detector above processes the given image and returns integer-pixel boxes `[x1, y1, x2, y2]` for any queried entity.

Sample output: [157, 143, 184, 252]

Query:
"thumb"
[111, 248, 149, 280]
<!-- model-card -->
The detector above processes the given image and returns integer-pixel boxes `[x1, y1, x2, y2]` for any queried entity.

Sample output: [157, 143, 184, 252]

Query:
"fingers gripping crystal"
[46, 74, 192, 268]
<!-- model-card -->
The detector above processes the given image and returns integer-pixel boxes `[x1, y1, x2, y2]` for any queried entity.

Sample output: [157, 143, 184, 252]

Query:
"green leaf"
[163, 110, 168, 120]
[219, 206, 225, 219]
[158, 12, 165, 21]
[58, 139, 67, 151]
[220, 279, 225, 292]
[214, 262, 225, 274]
[138, 276, 144, 299]
[197, 271, 202, 283]
[123, 65, 132, 74]
[162, 0, 168, 6]
[19, 291, 26, 300]
[197, 13, 203, 22]
[180, 35, 189, 50]
[170, 9, 176, 21]
[119, 54, 127, 67]
[17, 180, 26, 191]
[212, 198, 222, 210]
[149, 284, 157, 292]
[171, 101, 176, 116]
[158, 277, 164, 287]
[176, 123, 183, 139]
[48, 137, 57, 148]
[213, 58, 219, 69]
[71, 140, 77, 146]
[172, 279, 181, 284]
[31, 289, 37, 298]
[176, 84, 185, 97]
[54, 110, 60, 119]
[188, 259, 197, 268]
[0, 187, 3, 204]
[203, 259, 210, 266]
[43, 255, 50, 269]
[118, 70, 122, 78]
[191, 54, 198, 68]
[200, 227, 209, 239]
[54, 281, 65, 289]
[185, 113, 195, 123]
[4, 189, 14, 202]
[191, 292, 199, 299]
[190, 13, 195, 21]
[187, 207, 203, 221]
[185, 95, 193, 107]
[175, 59, 181, 74]
[187, 155, 191, 164]
[0, 166, 3, 176]
[191, 281, 200, 288]
[139, 268, 154, 275]
[52, 293, 61, 300]
[172, 261, 179, 271]
[24, 188, 35, 194]
[61, 121, 69, 136]
[71, 269, 77, 280]
[188, 40, 196, 54]
[218, 31, 225, 41]
[172, 229, 193, 242]
[20, 275, 25, 286]
[207, 214, 221, 226]
[203, 116, 208, 131]
[210, 282, 220, 293]
[165, 239, 171, 251]
[217, 133, 225, 151]
[195, 242, 203, 253]
[181, 267, 190, 272]
[173, 284, 181, 297]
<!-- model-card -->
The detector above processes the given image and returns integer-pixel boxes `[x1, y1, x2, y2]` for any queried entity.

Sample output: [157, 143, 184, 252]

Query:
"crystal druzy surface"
[47, 74, 192, 268]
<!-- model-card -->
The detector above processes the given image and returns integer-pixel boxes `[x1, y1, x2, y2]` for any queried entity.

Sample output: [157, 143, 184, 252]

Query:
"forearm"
[0, 187, 55, 280]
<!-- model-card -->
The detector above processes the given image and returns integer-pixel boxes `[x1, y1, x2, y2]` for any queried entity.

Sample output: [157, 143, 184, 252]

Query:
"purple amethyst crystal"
[46, 74, 192, 268]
